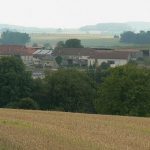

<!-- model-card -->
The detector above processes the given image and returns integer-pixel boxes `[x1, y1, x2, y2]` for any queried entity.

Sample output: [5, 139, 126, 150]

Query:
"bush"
[6, 98, 39, 110]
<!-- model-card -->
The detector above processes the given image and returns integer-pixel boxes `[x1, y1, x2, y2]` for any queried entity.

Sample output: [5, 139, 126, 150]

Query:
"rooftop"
[0, 45, 36, 56]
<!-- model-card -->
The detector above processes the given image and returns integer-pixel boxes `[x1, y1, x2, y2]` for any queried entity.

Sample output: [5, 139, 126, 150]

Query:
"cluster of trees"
[0, 57, 150, 117]
[120, 31, 150, 44]
[0, 57, 33, 108]
[55, 39, 83, 49]
[0, 30, 30, 45]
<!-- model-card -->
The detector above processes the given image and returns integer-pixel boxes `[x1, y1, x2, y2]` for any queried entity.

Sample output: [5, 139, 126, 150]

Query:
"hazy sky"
[0, 0, 150, 28]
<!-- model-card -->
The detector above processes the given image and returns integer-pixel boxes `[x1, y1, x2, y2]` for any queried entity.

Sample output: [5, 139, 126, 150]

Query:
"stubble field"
[0, 109, 150, 150]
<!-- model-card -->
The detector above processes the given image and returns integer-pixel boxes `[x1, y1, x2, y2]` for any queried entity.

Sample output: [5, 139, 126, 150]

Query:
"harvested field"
[0, 109, 150, 150]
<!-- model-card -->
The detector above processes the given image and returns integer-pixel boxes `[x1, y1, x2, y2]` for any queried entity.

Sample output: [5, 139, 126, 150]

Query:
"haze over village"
[0, 0, 150, 150]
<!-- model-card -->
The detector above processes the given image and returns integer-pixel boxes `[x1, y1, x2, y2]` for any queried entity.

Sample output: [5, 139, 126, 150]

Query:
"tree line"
[0, 56, 150, 117]
[0, 30, 30, 45]
[120, 31, 150, 44]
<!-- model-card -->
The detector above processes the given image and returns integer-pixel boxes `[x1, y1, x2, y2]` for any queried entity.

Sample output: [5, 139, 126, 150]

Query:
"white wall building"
[88, 51, 131, 67]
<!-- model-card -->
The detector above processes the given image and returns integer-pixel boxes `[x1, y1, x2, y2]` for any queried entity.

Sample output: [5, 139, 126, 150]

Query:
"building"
[53, 48, 96, 66]
[88, 51, 133, 67]
[0, 45, 36, 66]
[53, 48, 138, 67]
[33, 49, 58, 68]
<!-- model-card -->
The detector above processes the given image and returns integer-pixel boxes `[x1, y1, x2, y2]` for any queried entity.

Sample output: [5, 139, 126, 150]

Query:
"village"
[0, 44, 149, 78]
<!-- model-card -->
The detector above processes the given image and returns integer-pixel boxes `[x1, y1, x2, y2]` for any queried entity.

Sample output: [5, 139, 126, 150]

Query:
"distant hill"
[80, 22, 150, 34]
[1, 22, 150, 34]
[0, 24, 58, 33]
[0, 24, 81, 34]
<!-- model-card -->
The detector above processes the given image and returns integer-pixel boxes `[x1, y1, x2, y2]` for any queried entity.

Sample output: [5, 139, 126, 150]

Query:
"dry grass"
[0, 109, 150, 150]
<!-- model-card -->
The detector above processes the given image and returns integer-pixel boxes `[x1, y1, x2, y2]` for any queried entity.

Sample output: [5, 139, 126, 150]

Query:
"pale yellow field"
[0, 109, 150, 150]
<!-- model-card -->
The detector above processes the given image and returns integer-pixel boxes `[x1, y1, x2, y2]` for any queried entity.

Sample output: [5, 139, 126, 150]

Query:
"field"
[0, 109, 150, 150]
[30, 33, 136, 48]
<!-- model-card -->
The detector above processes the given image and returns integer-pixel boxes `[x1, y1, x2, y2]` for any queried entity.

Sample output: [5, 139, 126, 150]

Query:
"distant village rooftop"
[0, 45, 36, 56]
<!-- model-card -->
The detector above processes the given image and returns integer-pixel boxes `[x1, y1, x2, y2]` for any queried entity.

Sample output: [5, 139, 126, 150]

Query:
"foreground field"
[0, 109, 150, 150]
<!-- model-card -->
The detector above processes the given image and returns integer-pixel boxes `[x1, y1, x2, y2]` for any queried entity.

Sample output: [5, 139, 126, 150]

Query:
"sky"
[0, 0, 150, 28]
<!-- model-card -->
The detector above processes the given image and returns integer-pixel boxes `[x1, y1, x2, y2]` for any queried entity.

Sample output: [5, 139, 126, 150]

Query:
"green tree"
[0, 57, 33, 107]
[46, 69, 96, 112]
[120, 30, 150, 44]
[65, 39, 83, 48]
[55, 56, 63, 66]
[87, 62, 110, 84]
[6, 98, 39, 110]
[31, 78, 49, 109]
[95, 65, 150, 116]
[0, 30, 30, 45]
[55, 41, 65, 49]
[43, 43, 52, 49]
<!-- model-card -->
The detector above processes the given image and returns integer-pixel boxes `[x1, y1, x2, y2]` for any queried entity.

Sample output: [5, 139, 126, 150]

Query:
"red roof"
[0, 45, 36, 56]
[53, 48, 96, 56]
[53, 48, 134, 60]
[90, 51, 131, 59]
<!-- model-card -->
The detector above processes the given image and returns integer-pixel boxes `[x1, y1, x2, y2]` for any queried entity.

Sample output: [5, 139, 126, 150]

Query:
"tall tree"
[0, 30, 30, 45]
[65, 39, 83, 48]
[0, 57, 33, 107]
[95, 64, 150, 116]
[46, 69, 96, 112]
[120, 30, 150, 44]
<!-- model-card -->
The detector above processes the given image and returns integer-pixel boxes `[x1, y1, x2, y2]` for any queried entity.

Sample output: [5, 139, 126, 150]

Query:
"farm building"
[33, 49, 58, 68]
[0, 45, 36, 66]
[53, 48, 96, 66]
[88, 51, 132, 67]
[53, 48, 139, 67]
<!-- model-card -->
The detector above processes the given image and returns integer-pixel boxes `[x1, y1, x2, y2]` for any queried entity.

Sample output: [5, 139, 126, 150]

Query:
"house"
[53, 48, 139, 67]
[88, 51, 133, 67]
[0, 45, 37, 66]
[33, 49, 58, 68]
[53, 48, 96, 66]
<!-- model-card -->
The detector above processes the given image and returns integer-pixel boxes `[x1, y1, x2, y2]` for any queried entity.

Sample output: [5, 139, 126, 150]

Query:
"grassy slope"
[30, 33, 150, 48]
[0, 109, 150, 150]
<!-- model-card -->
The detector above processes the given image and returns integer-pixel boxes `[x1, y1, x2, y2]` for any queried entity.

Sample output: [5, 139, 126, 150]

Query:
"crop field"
[30, 33, 134, 48]
[30, 33, 150, 49]
[0, 109, 150, 150]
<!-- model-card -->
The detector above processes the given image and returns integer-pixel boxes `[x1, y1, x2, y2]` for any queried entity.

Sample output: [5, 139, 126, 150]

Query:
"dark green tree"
[43, 43, 52, 49]
[95, 64, 150, 116]
[31, 78, 49, 109]
[0, 57, 33, 107]
[65, 39, 83, 48]
[0, 30, 30, 45]
[120, 31, 136, 43]
[120, 30, 150, 44]
[55, 56, 63, 66]
[55, 41, 65, 49]
[6, 98, 39, 110]
[87, 62, 110, 84]
[46, 69, 96, 112]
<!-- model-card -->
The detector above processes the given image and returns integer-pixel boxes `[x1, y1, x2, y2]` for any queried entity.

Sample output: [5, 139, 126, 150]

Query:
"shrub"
[6, 98, 39, 110]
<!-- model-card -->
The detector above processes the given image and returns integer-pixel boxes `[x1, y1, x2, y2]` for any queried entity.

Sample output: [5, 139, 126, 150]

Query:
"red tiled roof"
[53, 48, 133, 60]
[90, 51, 131, 59]
[53, 48, 96, 56]
[0, 45, 36, 56]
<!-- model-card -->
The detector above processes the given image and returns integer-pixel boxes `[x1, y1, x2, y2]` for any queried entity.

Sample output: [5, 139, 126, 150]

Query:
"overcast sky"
[0, 0, 150, 28]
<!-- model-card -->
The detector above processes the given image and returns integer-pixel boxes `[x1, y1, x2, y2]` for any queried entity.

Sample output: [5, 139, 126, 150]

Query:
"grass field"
[30, 33, 150, 49]
[0, 109, 150, 150]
